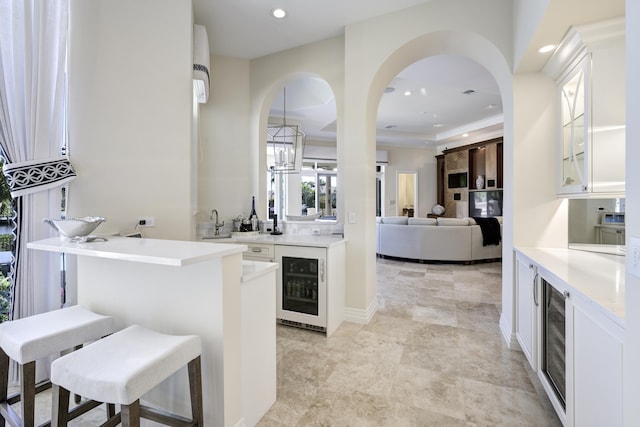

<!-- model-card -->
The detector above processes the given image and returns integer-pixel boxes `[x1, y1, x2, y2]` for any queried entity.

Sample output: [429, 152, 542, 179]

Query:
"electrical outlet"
[137, 216, 155, 227]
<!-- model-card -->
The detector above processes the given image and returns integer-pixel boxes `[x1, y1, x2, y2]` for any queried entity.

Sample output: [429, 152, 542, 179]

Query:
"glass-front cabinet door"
[558, 54, 591, 195]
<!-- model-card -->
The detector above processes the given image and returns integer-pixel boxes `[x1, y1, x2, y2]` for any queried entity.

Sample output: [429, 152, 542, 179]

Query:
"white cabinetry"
[569, 294, 624, 427]
[515, 252, 539, 370]
[543, 17, 625, 197]
[243, 242, 275, 262]
[514, 248, 625, 427]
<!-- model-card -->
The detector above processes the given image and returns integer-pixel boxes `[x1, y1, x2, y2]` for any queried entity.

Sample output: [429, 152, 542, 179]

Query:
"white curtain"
[0, 0, 69, 323]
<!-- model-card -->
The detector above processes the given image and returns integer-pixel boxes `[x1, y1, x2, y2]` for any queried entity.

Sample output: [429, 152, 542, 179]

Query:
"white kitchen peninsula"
[27, 236, 255, 427]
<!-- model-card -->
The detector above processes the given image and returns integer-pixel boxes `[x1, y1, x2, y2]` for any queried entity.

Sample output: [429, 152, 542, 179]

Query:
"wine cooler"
[542, 278, 567, 410]
[275, 245, 327, 332]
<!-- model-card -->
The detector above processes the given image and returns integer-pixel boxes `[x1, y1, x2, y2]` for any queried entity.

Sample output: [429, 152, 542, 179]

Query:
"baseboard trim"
[344, 296, 377, 324]
[499, 313, 519, 349]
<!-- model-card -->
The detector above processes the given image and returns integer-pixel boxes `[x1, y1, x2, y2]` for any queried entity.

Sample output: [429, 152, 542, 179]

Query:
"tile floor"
[258, 258, 562, 426]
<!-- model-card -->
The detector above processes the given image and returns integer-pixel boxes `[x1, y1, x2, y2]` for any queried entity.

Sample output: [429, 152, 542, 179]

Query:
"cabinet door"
[558, 55, 591, 195]
[515, 254, 538, 370]
[571, 300, 623, 427]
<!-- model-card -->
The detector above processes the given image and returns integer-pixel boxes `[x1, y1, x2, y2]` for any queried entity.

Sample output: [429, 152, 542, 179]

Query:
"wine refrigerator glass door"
[276, 245, 327, 330]
[542, 278, 567, 410]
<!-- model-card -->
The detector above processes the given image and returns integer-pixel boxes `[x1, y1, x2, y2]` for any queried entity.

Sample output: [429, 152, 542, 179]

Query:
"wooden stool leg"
[51, 384, 70, 427]
[188, 356, 204, 426]
[121, 400, 141, 427]
[0, 349, 8, 427]
[72, 345, 82, 405]
[20, 361, 36, 427]
[107, 403, 116, 418]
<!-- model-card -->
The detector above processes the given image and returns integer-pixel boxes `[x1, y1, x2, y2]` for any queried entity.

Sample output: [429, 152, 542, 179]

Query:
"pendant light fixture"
[267, 86, 305, 174]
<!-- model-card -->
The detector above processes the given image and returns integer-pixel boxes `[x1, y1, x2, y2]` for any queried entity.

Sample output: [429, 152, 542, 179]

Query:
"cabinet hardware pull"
[563, 290, 570, 300]
[320, 259, 325, 282]
[251, 247, 261, 252]
[533, 272, 539, 306]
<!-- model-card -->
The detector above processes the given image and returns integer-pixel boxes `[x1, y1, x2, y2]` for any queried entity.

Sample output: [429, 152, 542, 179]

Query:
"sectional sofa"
[376, 216, 503, 263]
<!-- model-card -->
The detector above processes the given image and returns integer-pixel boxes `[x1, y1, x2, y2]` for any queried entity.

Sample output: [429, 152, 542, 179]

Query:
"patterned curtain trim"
[2, 157, 76, 198]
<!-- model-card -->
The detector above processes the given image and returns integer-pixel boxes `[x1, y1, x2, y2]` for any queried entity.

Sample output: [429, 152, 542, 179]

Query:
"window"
[301, 162, 337, 219]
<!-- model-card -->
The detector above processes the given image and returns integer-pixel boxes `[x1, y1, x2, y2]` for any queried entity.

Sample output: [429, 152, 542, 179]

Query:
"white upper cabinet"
[543, 17, 626, 197]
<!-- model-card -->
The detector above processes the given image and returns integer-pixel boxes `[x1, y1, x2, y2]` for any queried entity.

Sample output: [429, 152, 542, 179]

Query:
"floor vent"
[277, 319, 326, 334]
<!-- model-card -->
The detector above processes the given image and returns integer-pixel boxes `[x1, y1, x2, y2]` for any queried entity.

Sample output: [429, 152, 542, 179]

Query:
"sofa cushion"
[408, 217, 437, 226]
[381, 216, 409, 225]
[437, 217, 470, 226]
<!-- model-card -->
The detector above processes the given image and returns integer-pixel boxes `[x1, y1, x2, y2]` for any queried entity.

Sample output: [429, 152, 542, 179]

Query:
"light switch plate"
[348, 212, 356, 224]
[630, 237, 640, 279]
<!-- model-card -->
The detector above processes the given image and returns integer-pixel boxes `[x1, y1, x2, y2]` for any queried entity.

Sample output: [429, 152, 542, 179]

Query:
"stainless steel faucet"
[210, 209, 224, 235]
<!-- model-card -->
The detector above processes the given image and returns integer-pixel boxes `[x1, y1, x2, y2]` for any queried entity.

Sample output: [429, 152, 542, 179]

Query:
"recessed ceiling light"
[420, 88, 427, 96]
[404, 90, 412, 96]
[270, 8, 287, 19]
[538, 44, 556, 54]
[462, 133, 469, 137]
[487, 104, 496, 109]
[433, 123, 444, 128]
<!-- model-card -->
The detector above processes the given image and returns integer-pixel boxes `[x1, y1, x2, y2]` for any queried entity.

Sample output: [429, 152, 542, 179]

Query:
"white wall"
[378, 146, 438, 217]
[624, 0, 640, 424]
[68, 0, 193, 240]
[512, 73, 566, 248]
[197, 55, 252, 225]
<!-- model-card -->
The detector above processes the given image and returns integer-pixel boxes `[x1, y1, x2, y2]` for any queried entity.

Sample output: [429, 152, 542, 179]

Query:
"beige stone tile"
[412, 303, 458, 327]
[390, 365, 466, 421]
[462, 377, 563, 426]
[325, 356, 399, 399]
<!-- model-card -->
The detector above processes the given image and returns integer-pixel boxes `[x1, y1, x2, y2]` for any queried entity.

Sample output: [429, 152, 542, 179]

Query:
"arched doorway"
[342, 29, 514, 338]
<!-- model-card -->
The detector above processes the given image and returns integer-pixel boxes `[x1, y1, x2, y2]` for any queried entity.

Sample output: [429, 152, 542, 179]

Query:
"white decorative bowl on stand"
[43, 216, 107, 242]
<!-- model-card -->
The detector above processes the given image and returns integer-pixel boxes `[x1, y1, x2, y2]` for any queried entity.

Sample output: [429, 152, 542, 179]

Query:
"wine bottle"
[250, 196, 258, 231]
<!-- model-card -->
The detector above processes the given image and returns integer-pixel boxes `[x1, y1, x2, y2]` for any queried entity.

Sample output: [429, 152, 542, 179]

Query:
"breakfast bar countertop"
[28, 236, 247, 267]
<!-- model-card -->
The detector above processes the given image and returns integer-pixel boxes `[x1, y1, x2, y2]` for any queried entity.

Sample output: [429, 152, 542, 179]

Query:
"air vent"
[385, 125, 396, 129]
[462, 89, 476, 95]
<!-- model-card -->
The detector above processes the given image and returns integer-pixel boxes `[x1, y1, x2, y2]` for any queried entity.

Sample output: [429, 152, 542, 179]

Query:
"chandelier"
[267, 87, 305, 173]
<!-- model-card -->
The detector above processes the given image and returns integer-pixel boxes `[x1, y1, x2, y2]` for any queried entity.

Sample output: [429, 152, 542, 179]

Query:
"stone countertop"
[516, 246, 625, 327]
[201, 233, 345, 249]
[28, 236, 247, 267]
[241, 260, 278, 283]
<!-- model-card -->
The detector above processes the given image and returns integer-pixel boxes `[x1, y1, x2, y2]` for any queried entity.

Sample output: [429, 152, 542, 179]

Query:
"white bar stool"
[0, 305, 114, 427]
[50, 324, 204, 427]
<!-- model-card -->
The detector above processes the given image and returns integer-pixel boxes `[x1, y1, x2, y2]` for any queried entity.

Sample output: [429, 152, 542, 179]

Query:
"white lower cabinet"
[514, 249, 624, 427]
[569, 295, 624, 427]
[515, 252, 539, 370]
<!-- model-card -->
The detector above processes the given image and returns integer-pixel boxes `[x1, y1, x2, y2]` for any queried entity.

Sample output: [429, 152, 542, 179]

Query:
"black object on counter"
[271, 213, 282, 235]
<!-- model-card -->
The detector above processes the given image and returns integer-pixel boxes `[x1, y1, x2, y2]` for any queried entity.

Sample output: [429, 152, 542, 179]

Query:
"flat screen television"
[448, 172, 467, 189]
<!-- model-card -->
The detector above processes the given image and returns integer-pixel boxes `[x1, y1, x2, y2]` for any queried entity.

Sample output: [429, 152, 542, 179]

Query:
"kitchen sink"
[202, 234, 232, 239]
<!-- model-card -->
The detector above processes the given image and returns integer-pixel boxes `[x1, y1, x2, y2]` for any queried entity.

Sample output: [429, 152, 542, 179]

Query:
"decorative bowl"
[43, 216, 106, 240]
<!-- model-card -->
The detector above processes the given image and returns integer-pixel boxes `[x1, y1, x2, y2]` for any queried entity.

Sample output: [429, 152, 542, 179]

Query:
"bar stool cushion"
[0, 305, 114, 364]
[51, 325, 201, 405]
